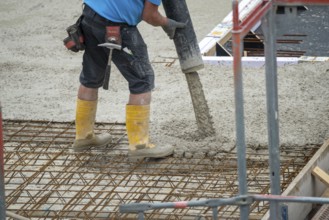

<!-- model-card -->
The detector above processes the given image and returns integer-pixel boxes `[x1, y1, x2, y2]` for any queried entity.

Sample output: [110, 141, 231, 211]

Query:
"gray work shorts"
[80, 5, 155, 94]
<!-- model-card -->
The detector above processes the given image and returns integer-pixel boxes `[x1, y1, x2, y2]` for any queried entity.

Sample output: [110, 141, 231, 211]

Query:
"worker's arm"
[142, 1, 167, 26]
[142, 0, 186, 39]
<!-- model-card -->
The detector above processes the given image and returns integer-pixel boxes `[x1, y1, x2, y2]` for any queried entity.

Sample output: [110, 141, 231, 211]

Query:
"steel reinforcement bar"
[1, 119, 321, 219]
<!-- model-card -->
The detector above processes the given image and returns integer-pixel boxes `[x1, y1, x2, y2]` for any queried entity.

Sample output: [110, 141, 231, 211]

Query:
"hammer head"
[98, 42, 122, 51]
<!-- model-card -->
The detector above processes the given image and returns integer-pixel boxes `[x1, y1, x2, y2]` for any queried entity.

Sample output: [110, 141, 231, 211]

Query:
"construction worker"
[72, 0, 185, 160]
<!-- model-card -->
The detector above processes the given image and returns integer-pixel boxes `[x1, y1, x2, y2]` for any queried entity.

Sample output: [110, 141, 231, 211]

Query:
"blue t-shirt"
[84, 0, 162, 26]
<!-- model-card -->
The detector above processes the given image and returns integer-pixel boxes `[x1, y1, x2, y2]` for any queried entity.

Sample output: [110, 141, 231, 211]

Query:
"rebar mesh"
[311, 204, 329, 220]
[3, 120, 319, 219]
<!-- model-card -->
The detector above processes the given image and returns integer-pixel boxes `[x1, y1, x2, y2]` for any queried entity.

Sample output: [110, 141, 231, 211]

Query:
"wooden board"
[312, 166, 329, 187]
[202, 56, 299, 68]
[321, 188, 329, 198]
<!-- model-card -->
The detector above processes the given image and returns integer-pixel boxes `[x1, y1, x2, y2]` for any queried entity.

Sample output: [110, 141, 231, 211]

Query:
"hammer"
[98, 42, 122, 90]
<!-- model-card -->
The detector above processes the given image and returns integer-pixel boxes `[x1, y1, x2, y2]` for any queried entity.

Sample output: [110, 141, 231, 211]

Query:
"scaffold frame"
[119, 0, 329, 219]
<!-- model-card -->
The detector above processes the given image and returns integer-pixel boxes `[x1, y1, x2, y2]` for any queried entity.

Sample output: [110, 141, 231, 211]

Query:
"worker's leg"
[72, 6, 114, 152]
[77, 85, 99, 101]
[111, 26, 174, 160]
[126, 92, 151, 150]
[126, 92, 174, 160]
[72, 85, 112, 152]
[128, 92, 151, 105]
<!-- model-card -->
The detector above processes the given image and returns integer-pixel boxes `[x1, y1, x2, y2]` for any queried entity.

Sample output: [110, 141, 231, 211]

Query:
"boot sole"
[73, 138, 112, 152]
[128, 148, 174, 162]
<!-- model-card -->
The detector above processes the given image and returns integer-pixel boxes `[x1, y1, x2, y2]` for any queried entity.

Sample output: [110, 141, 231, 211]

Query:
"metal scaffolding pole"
[262, 6, 282, 220]
[232, 0, 249, 219]
[232, 0, 274, 217]
[0, 103, 5, 220]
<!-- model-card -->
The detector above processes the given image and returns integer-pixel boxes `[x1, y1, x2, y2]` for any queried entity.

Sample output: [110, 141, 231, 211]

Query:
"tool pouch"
[102, 26, 122, 90]
[106, 26, 122, 45]
[63, 16, 85, 52]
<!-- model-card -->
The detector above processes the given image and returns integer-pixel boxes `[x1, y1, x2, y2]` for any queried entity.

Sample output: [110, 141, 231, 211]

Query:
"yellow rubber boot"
[126, 105, 174, 160]
[73, 98, 111, 152]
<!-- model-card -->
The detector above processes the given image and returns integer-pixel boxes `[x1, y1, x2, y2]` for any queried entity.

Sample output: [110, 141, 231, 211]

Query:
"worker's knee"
[78, 84, 99, 101]
[128, 92, 152, 105]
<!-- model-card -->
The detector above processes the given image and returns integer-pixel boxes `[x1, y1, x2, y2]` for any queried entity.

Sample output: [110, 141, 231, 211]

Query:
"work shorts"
[80, 5, 155, 94]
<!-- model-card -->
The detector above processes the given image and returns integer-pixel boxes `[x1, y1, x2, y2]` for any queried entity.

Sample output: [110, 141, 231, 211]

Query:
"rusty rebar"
[2, 120, 320, 219]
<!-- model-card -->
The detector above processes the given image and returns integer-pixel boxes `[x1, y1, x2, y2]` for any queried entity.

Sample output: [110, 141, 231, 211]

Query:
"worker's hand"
[162, 18, 186, 39]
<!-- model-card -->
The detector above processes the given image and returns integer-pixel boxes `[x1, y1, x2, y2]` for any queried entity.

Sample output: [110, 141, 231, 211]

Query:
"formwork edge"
[261, 139, 329, 220]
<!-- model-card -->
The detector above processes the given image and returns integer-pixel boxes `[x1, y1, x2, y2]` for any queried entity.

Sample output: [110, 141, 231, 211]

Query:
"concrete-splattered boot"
[72, 99, 111, 152]
[126, 105, 174, 161]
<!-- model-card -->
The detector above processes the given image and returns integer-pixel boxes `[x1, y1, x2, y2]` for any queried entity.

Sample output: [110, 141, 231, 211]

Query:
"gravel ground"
[1, 0, 329, 157]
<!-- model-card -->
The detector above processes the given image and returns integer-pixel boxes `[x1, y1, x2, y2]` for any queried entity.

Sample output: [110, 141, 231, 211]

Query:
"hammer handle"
[103, 64, 111, 90]
[103, 49, 113, 90]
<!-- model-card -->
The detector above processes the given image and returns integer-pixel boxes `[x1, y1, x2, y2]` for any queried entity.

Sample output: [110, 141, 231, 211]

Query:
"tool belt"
[63, 16, 85, 52]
